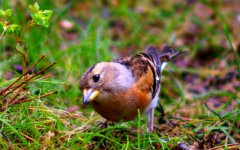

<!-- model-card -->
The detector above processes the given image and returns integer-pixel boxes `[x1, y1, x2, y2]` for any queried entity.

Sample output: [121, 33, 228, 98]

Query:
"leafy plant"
[29, 2, 53, 28]
[0, 2, 55, 111]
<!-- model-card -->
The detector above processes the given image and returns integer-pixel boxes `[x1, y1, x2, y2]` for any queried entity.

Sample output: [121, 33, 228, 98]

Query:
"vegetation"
[0, 1, 239, 149]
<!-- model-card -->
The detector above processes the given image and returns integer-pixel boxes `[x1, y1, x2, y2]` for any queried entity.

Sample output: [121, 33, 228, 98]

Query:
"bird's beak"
[83, 89, 100, 104]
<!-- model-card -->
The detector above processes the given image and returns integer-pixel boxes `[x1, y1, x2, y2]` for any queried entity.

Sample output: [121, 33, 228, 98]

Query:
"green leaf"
[6, 24, 21, 34]
[29, 3, 53, 28]
[0, 9, 5, 18]
[29, 5, 38, 13]
[5, 9, 13, 17]
[0, 9, 13, 18]
[34, 2, 40, 10]
[0, 22, 5, 33]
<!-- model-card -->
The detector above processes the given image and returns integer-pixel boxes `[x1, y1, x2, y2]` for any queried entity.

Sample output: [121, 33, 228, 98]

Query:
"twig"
[9, 91, 56, 106]
[37, 73, 53, 80]
[8, 73, 53, 91]
[0, 55, 45, 95]
[39, 91, 57, 98]
[10, 99, 31, 105]
[8, 92, 20, 105]
[19, 131, 36, 142]
[4, 61, 56, 97]
[209, 143, 240, 150]
[9, 91, 31, 105]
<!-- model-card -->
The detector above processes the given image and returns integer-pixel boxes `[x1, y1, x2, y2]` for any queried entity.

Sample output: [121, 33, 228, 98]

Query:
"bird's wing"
[113, 52, 156, 97]
[113, 46, 185, 99]
[129, 52, 157, 97]
[145, 47, 162, 98]
[114, 47, 161, 98]
[112, 57, 131, 68]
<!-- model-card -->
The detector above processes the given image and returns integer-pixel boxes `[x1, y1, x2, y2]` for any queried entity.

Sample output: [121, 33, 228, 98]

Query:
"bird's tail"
[158, 46, 186, 71]
[159, 46, 186, 62]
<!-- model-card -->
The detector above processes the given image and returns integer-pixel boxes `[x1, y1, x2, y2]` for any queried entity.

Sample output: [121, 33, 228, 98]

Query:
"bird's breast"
[92, 87, 151, 122]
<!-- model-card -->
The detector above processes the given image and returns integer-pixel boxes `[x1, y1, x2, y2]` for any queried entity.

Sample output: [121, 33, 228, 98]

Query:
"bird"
[80, 46, 185, 132]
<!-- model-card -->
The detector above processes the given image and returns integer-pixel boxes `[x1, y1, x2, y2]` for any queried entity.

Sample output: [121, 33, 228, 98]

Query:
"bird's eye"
[93, 74, 100, 82]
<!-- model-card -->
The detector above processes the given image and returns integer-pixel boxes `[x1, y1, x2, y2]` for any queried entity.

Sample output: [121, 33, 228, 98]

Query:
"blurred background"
[0, 0, 239, 149]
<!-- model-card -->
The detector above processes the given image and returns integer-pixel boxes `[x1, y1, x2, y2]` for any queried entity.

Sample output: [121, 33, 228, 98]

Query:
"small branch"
[10, 99, 31, 105]
[0, 55, 45, 95]
[8, 93, 20, 105]
[4, 61, 57, 97]
[19, 131, 36, 142]
[9, 91, 31, 105]
[10, 91, 56, 106]
[39, 91, 57, 99]
[37, 73, 53, 80]
[209, 143, 240, 150]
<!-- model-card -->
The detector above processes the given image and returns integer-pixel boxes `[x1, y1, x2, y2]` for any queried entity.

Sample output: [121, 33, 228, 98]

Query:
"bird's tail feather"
[159, 46, 186, 62]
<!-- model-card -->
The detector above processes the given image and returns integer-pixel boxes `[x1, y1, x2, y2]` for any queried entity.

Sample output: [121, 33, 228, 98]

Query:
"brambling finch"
[80, 46, 185, 132]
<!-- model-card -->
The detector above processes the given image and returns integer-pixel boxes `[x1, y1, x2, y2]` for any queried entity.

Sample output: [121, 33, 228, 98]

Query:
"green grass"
[0, 0, 239, 149]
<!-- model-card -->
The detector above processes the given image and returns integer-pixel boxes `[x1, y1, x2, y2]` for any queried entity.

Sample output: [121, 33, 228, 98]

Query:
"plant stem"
[0, 26, 6, 40]
[0, 55, 45, 95]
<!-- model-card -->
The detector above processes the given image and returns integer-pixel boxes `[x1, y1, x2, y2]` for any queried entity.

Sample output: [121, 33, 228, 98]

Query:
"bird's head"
[80, 62, 133, 104]
[80, 62, 108, 104]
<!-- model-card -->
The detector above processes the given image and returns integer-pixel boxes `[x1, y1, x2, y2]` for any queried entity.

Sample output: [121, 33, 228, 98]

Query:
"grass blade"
[223, 24, 240, 80]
